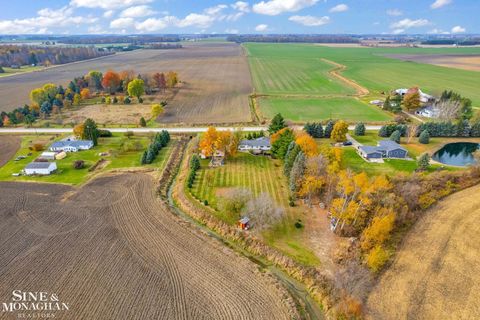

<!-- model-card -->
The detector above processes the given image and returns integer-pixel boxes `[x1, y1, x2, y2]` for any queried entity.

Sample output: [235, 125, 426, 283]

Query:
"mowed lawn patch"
[190, 152, 320, 266]
[0, 133, 173, 185]
[259, 97, 392, 122]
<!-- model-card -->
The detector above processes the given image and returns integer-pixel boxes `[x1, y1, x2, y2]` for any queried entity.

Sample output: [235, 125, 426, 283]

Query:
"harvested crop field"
[0, 173, 292, 319]
[0, 43, 252, 124]
[385, 53, 480, 72]
[0, 135, 20, 168]
[366, 184, 480, 319]
[63, 103, 152, 125]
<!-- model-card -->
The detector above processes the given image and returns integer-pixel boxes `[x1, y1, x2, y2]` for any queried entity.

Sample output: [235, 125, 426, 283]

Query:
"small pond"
[432, 142, 480, 166]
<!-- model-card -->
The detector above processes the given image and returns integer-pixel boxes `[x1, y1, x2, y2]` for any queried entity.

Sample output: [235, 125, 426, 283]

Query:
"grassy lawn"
[0, 65, 44, 77]
[0, 133, 173, 185]
[260, 97, 391, 122]
[351, 130, 383, 145]
[341, 147, 418, 176]
[245, 43, 480, 107]
[189, 152, 320, 266]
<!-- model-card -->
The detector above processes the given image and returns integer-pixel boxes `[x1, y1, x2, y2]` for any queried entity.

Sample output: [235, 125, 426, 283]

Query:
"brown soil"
[0, 135, 20, 167]
[0, 43, 252, 124]
[321, 58, 370, 96]
[0, 173, 291, 319]
[63, 103, 152, 125]
[366, 184, 480, 319]
[385, 54, 480, 72]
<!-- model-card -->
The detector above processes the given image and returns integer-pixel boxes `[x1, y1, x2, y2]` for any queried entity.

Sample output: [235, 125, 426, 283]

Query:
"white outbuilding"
[24, 162, 57, 175]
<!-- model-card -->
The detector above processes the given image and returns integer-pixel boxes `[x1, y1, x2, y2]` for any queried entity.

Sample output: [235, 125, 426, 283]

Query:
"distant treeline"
[421, 39, 480, 46]
[146, 43, 183, 49]
[227, 35, 359, 43]
[57, 35, 181, 44]
[0, 45, 113, 67]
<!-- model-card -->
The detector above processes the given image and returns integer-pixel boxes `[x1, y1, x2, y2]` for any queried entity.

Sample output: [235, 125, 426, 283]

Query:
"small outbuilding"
[24, 162, 57, 175]
[238, 217, 250, 230]
[40, 152, 56, 160]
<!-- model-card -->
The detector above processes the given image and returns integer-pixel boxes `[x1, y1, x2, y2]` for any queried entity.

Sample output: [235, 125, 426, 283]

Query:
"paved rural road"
[0, 125, 382, 134]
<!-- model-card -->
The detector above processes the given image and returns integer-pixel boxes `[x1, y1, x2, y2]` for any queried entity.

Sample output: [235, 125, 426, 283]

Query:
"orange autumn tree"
[80, 88, 90, 100]
[73, 123, 85, 138]
[102, 70, 120, 94]
[199, 127, 218, 158]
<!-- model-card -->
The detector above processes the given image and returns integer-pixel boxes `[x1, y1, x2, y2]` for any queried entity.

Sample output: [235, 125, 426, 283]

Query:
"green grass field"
[0, 133, 172, 185]
[260, 97, 392, 122]
[189, 152, 320, 266]
[248, 55, 354, 95]
[246, 43, 480, 107]
[0, 65, 44, 77]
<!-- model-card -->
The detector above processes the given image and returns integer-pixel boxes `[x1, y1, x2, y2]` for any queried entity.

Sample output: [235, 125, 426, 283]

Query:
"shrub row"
[141, 130, 170, 165]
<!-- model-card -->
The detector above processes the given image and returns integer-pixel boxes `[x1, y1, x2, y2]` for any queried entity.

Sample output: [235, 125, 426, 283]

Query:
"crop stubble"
[366, 184, 480, 319]
[0, 43, 252, 124]
[0, 173, 290, 319]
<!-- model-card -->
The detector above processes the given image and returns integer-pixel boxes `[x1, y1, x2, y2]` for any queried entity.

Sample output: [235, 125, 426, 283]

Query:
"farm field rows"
[246, 43, 480, 123]
[0, 133, 173, 185]
[367, 183, 480, 319]
[0, 135, 20, 167]
[0, 173, 292, 319]
[0, 43, 252, 124]
[191, 153, 289, 218]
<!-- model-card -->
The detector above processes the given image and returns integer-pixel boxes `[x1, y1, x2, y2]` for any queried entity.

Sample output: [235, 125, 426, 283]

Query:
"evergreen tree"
[83, 118, 99, 146]
[271, 129, 295, 159]
[470, 121, 480, 137]
[289, 152, 306, 192]
[389, 130, 401, 144]
[324, 120, 336, 138]
[284, 143, 301, 178]
[417, 153, 430, 171]
[141, 151, 147, 165]
[304, 123, 314, 136]
[383, 96, 391, 111]
[145, 148, 155, 164]
[313, 123, 324, 138]
[139, 117, 147, 127]
[354, 123, 366, 136]
[418, 130, 430, 144]
[269, 113, 286, 134]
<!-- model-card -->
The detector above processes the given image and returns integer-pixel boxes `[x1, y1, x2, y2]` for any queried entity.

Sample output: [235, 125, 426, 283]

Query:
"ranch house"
[358, 140, 408, 160]
[49, 140, 94, 153]
[24, 162, 57, 175]
[238, 137, 271, 154]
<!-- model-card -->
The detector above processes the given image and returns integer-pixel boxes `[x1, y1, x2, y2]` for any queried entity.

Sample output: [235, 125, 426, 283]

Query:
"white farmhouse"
[238, 137, 271, 154]
[24, 162, 57, 175]
[49, 140, 94, 153]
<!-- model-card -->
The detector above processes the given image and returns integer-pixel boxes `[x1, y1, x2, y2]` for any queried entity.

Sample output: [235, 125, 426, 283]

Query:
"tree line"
[227, 35, 359, 43]
[0, 69, 179, 127]
[0, 45, 113, 67]
[141, 131, 171, 165]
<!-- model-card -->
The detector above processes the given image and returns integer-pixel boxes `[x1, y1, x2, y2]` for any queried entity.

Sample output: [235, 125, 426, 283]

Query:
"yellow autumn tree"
[331, 120, 349, 142]
[73, 123, 85, 138]
[199, 127, 219, 157]
[366, 245, 390, 273]
[361, 209, 395, 251]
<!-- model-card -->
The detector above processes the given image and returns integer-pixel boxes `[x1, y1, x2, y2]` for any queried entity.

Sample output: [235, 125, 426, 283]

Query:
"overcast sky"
[0, 0, 477, 35]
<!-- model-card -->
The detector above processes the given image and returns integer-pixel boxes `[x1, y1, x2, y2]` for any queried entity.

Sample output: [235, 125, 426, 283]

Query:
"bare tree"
[245, 193, 285, 230]
[436, 99, 462, 121]
[219, 188, 252, 214]
[406, 125, 418, 144]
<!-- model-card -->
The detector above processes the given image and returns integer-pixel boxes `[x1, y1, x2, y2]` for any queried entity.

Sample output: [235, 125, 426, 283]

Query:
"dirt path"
[366, 184, 480, 319]
[0, 135, 20, 168]
[0, 173, 293, 319]
[321, 58, 370, 96]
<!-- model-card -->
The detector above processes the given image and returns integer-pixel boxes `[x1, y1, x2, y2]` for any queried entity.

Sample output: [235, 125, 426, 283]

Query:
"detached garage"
[24, 162, 57, 176]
